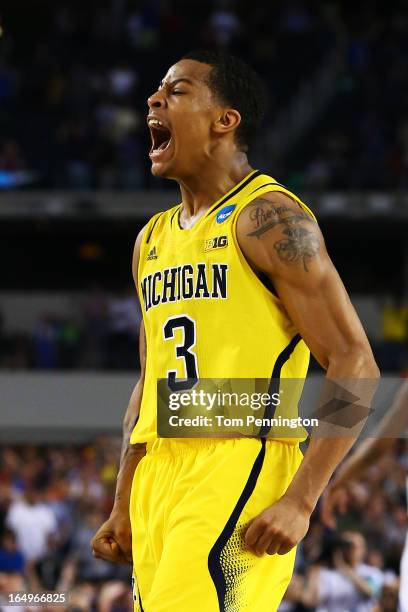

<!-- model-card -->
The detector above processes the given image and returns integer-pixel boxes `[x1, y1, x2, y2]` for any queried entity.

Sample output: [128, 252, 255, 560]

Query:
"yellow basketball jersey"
[130, 170, 316, 448]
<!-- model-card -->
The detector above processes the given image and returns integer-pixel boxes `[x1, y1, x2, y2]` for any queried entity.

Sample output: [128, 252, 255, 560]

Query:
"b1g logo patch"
[204, 235, 228, 252]
[216, 204, 236, 223]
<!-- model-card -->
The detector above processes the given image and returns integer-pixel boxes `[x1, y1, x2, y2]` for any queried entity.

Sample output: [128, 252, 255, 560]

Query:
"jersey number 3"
[163, 315, 199, 391]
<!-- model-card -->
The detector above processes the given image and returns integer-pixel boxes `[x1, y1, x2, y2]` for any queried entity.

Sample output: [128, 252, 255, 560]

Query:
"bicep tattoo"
[245, 197, 320, 272]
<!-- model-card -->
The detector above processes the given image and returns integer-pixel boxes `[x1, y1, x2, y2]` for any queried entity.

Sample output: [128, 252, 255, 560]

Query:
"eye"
[171, 90, 185, 96]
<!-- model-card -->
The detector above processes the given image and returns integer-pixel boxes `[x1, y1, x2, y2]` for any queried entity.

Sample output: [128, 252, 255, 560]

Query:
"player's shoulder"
[239, 171, 317, 223]
[236, 187, 317, 241]
[244, 189, 301, 210]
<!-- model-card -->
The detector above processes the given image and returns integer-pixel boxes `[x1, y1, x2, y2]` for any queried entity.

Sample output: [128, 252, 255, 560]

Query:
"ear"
[213, 109, 242, 137]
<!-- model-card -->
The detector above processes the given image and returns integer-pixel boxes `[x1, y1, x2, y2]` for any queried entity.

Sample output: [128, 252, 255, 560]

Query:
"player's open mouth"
[148, 118, 173, 161]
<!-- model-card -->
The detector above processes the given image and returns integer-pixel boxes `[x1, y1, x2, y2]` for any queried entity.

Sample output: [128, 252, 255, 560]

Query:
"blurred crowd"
[281, 437, 407, 611]
[0, 287, 142, 372]
[0, 438, 133, 611]
[1, 1, 407, 191]
[286, 3, 408, 191]
[0, 437, 406, 611]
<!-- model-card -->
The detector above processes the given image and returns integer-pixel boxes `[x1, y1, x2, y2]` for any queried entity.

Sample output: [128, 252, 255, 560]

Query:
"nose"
[147, 89, 166, 110]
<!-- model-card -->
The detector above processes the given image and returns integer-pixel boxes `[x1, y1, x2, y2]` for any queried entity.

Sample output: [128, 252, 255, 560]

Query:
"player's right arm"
[91, 226, 147, 565]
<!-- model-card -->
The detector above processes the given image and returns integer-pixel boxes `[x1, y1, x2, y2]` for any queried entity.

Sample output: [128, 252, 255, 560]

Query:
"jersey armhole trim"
[170, 206, 181, 228]
[230, 203, 282, 307]
[146, 211, 165, 244]
[258, 333, 302, 437]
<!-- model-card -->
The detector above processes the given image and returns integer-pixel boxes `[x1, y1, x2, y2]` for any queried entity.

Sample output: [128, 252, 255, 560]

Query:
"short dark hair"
[182, 49, 265, 152]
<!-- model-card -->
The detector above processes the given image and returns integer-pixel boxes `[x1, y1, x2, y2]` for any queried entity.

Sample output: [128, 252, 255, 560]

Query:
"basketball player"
[92, 50, 380, 611]
[322, 381, 408, 611]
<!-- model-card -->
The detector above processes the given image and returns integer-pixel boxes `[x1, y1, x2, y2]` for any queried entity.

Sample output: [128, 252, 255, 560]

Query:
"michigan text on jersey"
[140, 263, 228, 312]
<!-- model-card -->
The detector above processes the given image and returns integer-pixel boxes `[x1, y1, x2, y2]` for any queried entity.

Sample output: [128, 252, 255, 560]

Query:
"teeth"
[149, 118, 164, 127]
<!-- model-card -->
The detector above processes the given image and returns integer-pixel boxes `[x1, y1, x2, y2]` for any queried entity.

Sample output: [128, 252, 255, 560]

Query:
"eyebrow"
[159, 77, 194, 88]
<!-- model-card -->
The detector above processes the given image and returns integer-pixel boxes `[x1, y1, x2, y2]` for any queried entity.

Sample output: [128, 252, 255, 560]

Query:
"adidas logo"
[147, 246, 158, 260]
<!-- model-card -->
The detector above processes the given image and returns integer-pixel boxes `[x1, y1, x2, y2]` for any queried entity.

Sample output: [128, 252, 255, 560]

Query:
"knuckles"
[258, 518, 270, 530]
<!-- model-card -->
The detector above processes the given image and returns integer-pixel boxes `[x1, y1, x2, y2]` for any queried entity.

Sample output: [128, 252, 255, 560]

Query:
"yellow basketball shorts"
[129, 437, 303, 612]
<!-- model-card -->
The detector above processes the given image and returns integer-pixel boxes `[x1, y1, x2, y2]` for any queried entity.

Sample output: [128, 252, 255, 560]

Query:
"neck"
[177, 151, 253, 218]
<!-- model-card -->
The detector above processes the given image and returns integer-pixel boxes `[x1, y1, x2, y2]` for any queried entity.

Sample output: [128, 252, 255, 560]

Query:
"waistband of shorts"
[145, 436, 302, 456]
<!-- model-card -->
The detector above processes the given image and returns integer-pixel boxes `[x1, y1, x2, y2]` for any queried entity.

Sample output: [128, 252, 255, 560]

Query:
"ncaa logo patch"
[216, 204, 236, 224]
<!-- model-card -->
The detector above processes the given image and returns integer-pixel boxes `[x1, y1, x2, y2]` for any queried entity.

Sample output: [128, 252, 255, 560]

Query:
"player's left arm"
[236, 191, 380, 556]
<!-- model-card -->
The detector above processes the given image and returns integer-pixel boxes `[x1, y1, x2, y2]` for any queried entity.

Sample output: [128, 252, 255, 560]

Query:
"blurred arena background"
[0, 1, 407, 610]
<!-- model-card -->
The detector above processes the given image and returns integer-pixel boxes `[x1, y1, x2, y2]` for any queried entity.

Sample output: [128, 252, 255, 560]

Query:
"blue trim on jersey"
[258, 333, 302, 437]
[208, 439, 266, 611]
[146, 212, 165, 243]
[205, 170, 262, 217]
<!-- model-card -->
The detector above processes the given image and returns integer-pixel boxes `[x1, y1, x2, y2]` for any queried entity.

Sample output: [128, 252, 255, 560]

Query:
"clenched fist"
[244, 495, 310, 557]
[91, 510, 133, 565]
